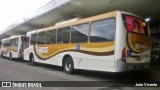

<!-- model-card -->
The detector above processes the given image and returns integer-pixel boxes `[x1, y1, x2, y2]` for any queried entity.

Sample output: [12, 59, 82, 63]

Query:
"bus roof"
[26, 30, 37, 36]
[26, 10, 119, 34]
[26, 10, 142, 34]
[1, 35, 25, 42]
[10, 35, 25, 38]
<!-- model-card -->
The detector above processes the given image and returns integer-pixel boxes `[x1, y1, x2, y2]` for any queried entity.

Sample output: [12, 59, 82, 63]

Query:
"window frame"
[30, 33, 37, 45]
[71, 23, 90, 44]
[46, 29, 57, 44]
[37, 31, 46, 45]
[57, 27, 71, 44]
[89, 18, 116, 43]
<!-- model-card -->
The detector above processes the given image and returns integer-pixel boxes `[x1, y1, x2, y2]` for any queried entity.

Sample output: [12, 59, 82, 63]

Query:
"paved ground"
[0, 57, 160, 90]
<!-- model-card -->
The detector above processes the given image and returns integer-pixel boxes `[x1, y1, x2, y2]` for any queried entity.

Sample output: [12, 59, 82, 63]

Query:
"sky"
[0, 0, 52, 34]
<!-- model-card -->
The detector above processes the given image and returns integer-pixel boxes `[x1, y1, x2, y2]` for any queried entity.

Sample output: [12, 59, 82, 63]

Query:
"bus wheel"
[9, 53, 12, 61]
[30, 54, 36, 65]
[63, 57, 74, 74]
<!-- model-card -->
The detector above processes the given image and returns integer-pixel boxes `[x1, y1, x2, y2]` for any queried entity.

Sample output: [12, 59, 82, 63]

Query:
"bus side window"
[31, 33, 37, 45]
[37, 32, 46, 44]
[10, 39, 16, 46]
[90, 18, 116, 42]
[11, 38, 18, 46]
[10, 39, 13, 46]
[15, 38, 19, 46]
[57, 27, 70, 44]
[71, 23, 89, 43]
[46, 30, 56, 44]
[7, 40, 10, 46]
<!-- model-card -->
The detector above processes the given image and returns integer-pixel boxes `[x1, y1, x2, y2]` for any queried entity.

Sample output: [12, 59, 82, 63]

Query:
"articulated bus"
[23, 11, 151, 73]
[1, 35, 28, 60]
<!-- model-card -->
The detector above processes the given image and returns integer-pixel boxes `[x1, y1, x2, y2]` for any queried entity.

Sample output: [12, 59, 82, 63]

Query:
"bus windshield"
[122, 14, 149, 35]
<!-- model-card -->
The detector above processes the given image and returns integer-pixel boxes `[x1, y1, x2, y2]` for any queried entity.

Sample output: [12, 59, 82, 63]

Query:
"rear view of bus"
[115, 11, 151, 72]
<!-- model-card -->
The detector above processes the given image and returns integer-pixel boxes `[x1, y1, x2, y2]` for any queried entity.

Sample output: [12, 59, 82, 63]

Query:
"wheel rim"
[65, 61, 72, 71]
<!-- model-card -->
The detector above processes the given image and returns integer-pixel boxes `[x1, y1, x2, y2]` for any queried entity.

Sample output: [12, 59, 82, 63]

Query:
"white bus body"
[23, 11, 151, 73]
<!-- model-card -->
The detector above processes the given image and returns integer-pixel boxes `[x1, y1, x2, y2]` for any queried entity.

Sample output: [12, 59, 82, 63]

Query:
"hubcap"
[65, 62, 71, 71]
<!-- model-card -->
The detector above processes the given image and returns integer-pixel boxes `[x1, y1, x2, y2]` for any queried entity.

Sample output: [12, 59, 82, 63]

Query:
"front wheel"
[63, 57, 74, 74]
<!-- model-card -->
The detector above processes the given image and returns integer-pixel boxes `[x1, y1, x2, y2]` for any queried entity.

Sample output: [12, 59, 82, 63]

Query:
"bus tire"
[30, 54, 36, 65]
[9, 52, 13, 61]
[63, 57, 74, 74]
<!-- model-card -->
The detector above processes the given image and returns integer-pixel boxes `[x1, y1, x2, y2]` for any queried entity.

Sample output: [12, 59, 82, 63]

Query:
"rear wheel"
[63, 57, 74, 74]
